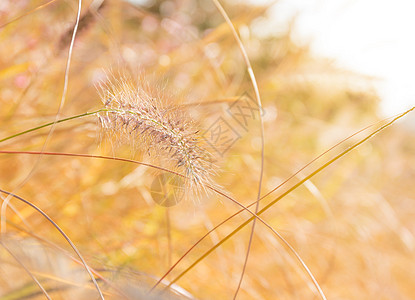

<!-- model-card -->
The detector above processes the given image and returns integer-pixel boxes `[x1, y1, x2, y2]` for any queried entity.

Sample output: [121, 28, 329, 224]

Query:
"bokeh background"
[0, 0, 414, 299]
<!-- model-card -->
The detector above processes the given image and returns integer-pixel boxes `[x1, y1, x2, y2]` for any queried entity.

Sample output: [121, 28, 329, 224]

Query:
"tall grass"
[0, 0, 414, 299]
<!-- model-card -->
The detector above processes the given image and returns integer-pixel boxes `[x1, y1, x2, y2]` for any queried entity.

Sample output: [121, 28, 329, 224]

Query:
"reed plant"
[0, 0, 414, 299]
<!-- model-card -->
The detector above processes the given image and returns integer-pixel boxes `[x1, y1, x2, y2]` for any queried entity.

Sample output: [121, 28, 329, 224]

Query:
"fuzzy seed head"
[97, 72, 216, 197]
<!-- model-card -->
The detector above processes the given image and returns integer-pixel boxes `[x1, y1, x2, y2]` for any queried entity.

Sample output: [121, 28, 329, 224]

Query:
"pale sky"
[264, 0, 415, 116]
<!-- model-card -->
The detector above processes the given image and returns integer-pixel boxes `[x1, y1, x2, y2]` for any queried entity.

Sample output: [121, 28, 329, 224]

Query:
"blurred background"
[0, 0, 414, 299]
[254, 0, 415, 116]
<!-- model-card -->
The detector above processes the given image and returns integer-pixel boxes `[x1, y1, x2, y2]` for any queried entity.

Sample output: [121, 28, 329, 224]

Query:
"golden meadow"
[0, 0, 414, 299]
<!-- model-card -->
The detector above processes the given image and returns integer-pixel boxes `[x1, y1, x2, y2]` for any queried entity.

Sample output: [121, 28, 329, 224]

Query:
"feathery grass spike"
[97, 72, 215, 196]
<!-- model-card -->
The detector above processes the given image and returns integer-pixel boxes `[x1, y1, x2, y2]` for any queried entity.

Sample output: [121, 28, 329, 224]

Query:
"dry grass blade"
[211, 0, 270, 298]
[0, 240, 51, 300]
[165, 106, 414, 296]
[0, 149, 319, 298]
[0, 189, 104, 299]
[0, 110, 103, 144]
[0, 0, 83, 259]
[150, 114, 390, 291]
[0, 0, 59, 29]
[152, 184, 324, 299]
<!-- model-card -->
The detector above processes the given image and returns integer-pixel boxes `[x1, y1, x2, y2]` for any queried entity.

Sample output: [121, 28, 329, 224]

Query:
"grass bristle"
[97, 72, 216, 194]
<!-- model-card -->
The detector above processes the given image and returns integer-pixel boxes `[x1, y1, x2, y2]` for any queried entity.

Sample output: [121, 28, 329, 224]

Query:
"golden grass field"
[0, 0, 414, 299]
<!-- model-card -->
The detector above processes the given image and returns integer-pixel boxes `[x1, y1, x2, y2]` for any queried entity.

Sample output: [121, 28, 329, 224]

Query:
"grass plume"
[97, 72, 216, 195]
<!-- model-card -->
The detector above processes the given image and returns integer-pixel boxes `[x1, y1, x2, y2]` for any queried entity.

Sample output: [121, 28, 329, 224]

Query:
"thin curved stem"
[0, 240, 52, 300]
[2, 108, 401, 300]
[2, 107, 411, 299]
[0, 189, 104, 299]
[5, 219, 130, 299]
[0, 110, 104, 144]
[0, 149, 319, 297]
[2, 110, 395, 299]
[1, 0, 84, 250]
[0, 0, 59, 29]
[164, 106, 414, 296]
[211, 1, 266, 298]
[151, 113, 396, 290]
[0, 150, 183, 176]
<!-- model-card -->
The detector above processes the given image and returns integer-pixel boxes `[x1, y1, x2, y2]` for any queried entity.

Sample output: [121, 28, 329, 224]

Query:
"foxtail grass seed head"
[97, 72, 216, 202]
